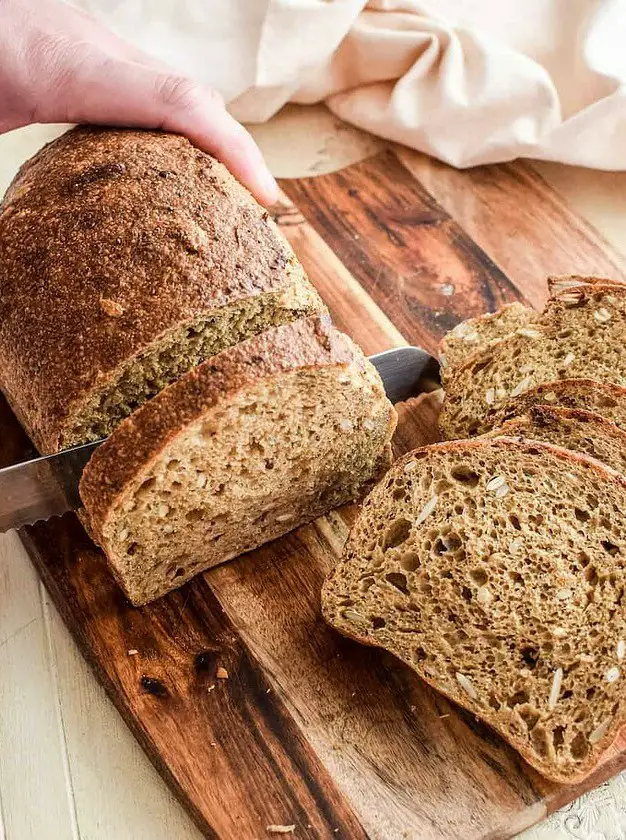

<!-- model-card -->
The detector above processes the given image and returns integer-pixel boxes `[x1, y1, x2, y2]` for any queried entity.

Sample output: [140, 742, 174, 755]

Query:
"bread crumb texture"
[81, 318, 396, 606]
[323, 438, 626, 783]
[440, 285, 626, 439]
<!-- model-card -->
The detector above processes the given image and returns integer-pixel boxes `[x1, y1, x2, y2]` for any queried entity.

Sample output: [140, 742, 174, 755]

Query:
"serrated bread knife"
[0, 346, 440, 533]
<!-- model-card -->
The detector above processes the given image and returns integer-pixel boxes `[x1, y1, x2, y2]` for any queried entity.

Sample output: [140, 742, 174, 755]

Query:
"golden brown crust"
[0, 126, 309, 452]
[80, 316, 369, 540]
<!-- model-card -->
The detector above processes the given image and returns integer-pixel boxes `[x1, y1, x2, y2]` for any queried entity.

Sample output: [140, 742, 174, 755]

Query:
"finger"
[48, 55, 279, 206]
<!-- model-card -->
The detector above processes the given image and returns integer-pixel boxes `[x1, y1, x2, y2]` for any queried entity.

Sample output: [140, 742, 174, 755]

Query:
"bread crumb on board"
[127, 649, 138, 656]
[216, 666, 229, 680]
[266, 825, 296, 834]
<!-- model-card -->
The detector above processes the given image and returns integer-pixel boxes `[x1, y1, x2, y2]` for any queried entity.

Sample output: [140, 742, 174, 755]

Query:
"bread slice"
[439, 302, 534, 372]
[439, 285, 626, 439]
[80, 316, 397, 605]
[322, 438, 626, 783]
[547, 274, 626, 296]
[0, 127, 325, 453]
[482, 405, 626, 474]
[494, 379, 626, 431]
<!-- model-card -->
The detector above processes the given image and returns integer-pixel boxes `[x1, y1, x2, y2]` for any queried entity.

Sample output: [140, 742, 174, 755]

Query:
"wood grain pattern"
[395, 150, 626, 311]
[282, 150, 523, 353]
[4, 149, 626, 839]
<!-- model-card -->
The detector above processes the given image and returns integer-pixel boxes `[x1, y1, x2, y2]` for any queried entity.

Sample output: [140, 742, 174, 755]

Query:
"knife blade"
[0, 345, 440, 532]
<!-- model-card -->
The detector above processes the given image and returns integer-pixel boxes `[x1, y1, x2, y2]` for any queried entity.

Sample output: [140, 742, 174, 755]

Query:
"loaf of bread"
[494, 379, 626, 431]
[483, 405, 626, 474]
[440, 284, 626, 439]
[0, 127, 324, 453]
[439, 302, 534, 372]
[80, 316, 396, 605]
[322, 438, 626, 783]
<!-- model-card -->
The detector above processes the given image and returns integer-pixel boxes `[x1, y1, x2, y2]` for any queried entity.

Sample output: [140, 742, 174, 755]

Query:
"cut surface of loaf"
[80, 316, 396, 605]
[483, 405, 626, 475]
[0, 127, 324, 452]
[440, 285, 626, 439]
[439, 302, 534, 372]
[322, 438, 626, 783]
[494, 379, 626, 431]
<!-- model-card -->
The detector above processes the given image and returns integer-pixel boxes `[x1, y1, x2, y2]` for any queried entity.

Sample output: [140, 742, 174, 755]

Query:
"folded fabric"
[73, 0, 626, 169]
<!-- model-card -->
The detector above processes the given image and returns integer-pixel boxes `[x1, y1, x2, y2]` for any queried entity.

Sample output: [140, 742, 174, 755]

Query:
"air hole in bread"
[127, 542, 138, 556]
[519, 707, 539, 731]
[509, 513, 522, 530]
[488, 693, 501, 711]
[570, 732, 589, 760]
[413, 646, 427, 662]
[472, 358, 492, 375]
[509, 689, 530, 706]
[137, 477, 156, 496]
[508, 571, 523, 585]
[574, 507, 590, 523]
[371, 617, 386, 629]
[359, 577, 374, 593]
[531, 726, 549, 758]
[585, 566, 599, 586]
[602, 540, 620, 556]
[451, 466, 480, 487]
[553, 725, 566, 751]
[461, 586, 472, 602]
[173, 567, 185, 579]
[469, 568, 488, 586]
[521, 646, 539, 669]
[166, 459, 180, 472]
[240, 402, 258, 415]
[385, 572, 409, 595]
[383, 518, 412, 550]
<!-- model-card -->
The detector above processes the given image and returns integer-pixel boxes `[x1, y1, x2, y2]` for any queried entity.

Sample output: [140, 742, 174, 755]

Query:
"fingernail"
[259, 166, 279, 206]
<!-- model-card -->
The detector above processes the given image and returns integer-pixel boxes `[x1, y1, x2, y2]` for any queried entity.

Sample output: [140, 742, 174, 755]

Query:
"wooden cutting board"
[4, 147, 626, 840]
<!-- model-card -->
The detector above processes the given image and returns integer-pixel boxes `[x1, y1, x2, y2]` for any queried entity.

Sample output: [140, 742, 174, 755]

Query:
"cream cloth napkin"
[75, 0, 626, 169]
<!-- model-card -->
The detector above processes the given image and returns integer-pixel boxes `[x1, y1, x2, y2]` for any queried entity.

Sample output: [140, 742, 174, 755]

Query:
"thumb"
[49, 55, 278, 206]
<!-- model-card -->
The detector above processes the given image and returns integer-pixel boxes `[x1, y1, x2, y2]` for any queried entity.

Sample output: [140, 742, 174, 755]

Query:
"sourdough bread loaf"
[322, 438, 626, 783]
[80, 316, 396, 605]
[439, 302, 534, 373]
[494, 379, 626, 431]
[483, 405, 626, 474]
[0, 127, 324, 453]
[439, 284, 626, 439]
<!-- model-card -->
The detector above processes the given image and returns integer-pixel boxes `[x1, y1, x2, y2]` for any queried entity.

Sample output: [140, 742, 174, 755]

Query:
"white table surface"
[2, 106, 626, 840]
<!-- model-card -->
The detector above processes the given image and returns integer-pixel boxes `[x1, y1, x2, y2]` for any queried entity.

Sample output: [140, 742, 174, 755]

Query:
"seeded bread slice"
[0, 127, 325, 453]
[494, 379, 626, 431]
[322, 438, 626, 783]
[439, 302, 534, 373]
[483, 405, 626, 474]
[80, 316, 396, 605]
[439, 285, 626, 439]
[547, 275, 626, 296]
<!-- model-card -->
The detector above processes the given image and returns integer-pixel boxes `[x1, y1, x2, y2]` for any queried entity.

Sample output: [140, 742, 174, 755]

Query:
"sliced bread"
[80, 316, 397, 605]
[439, 302, 534, 372]
[494, 379, 626, 431]
[322, 438, 626, 783]
[439, 284, 626, 439]
[0, 127, 325, 453]
[547, 274, 626, 296]
[482, 405, 626, 474]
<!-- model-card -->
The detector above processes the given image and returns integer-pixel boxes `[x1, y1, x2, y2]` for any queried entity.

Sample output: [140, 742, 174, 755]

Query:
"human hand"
[0, 0, 278, 205]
